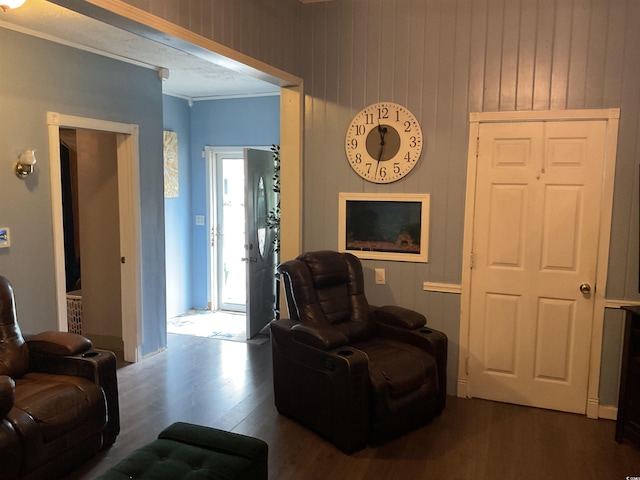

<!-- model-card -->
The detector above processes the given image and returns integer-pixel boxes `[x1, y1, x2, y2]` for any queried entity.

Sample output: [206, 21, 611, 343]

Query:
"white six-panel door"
[467, 119, 608, 414]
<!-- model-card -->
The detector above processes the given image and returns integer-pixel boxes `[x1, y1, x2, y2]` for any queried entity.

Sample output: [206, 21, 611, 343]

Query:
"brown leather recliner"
[271, 250, 447, 453]
[0, 275, 120, 480]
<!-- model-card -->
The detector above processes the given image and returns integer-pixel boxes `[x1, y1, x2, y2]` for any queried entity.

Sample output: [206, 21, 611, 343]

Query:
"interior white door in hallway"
[467, 119, 610, 414]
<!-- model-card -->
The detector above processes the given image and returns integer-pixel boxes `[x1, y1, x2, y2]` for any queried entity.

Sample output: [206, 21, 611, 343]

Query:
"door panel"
[244, 148, 277, 339]
[468, 120, 607, 413]
[75, 130, 122, 340]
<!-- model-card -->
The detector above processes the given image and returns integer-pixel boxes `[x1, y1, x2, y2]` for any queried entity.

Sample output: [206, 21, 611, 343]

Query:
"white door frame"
[459, 108, 620, 418]
[47, 112, 143, 363]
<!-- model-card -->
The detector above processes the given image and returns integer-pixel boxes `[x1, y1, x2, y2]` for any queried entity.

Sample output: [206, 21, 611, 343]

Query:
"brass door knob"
[579, 283, 592, 294]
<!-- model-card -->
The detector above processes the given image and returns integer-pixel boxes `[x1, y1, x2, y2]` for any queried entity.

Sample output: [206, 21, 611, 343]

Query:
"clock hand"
[375, 125, 388, 178]
[377, 124, 388, 146]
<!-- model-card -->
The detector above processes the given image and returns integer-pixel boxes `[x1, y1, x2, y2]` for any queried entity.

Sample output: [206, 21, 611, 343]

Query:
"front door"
[214, 152, 246, 312]
[244, 148, 277, 339]
[467, 119, 609, 414]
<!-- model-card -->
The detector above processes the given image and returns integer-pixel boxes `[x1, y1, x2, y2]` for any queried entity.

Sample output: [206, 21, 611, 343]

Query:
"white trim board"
[47, 112, 142, 363]
[423, 282, 462, 294]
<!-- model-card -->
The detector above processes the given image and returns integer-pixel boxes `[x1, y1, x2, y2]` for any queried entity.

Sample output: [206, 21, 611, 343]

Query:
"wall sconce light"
[0, 0, 27, 12]
[15, 149, 36, 178]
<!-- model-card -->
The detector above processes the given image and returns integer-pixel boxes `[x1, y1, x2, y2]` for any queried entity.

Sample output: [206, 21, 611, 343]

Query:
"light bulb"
[0, 1, 27, 12]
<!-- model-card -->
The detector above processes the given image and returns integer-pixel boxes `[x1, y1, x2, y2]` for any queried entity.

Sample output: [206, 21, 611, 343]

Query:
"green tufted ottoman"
[96, 422, 268, 480]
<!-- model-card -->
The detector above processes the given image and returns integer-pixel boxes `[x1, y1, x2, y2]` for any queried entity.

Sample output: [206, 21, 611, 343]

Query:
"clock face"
[345, 102, 423, 183]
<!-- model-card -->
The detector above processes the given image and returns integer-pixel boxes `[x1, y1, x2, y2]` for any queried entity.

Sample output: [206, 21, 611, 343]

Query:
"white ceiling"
[0, 0, 281, 101]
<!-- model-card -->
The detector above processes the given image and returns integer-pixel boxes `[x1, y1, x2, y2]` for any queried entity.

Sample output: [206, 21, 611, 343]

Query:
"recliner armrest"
[372, 305, 426, 330]
[271, 318, 349, 350]
[26, 331, 92, 356]
[270, 318, 371, 453]
[291, 323, 349, 350]
[28, 349, 120, 447]
[0, 376, 14, 418]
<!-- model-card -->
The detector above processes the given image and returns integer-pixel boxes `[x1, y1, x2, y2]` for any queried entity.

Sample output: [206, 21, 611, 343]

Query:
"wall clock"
[345, 102, 423, 184]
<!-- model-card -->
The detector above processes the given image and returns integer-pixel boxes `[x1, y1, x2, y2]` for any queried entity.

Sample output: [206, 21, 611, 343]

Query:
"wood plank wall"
[118, 0, 640, 401]
[298, 0, 640, 399]
[119, 0, 304, 77]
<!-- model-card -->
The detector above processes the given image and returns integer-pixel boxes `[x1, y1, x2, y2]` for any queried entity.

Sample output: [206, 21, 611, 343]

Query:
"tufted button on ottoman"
[96, 422, 268, 480]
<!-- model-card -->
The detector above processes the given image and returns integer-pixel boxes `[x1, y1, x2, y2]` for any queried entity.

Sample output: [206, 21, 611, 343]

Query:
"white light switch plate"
[375, 268, 385, 285]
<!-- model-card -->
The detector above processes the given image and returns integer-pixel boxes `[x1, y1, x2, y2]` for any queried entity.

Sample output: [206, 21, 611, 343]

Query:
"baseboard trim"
[457, 378, 468, 398]
[598, 405, 618, 421]
[142, 345, 167, 360]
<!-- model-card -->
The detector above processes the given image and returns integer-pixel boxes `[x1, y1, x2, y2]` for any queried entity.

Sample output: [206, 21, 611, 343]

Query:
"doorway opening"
[167, 146, 277, 343]
[168, 150, 248, 341]
[47, 112, 142, 363]
[59, 129, 123, 359]
[214, 152, 247, 313]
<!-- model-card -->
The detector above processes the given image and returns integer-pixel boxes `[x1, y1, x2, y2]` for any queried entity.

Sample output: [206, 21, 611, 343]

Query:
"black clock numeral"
[409, 136, 418, 148]
[365, 163, 373, 173]
[378, 107, 389, 119]
[404, 151, 412, 162]
[355, 125, 366, 135]
[379, 166, 387, 178]
[365, 113, 374, 124]
[404, 121, 411, 132]
[393, 163, 400, 174]
[354, 153, 362, 164]
[350, 138, 358, 149]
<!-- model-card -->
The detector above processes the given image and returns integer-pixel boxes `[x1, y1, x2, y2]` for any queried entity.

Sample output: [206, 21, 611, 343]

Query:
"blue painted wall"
[163, 96, 193, 319]
[0, 25, 280, 356]
[163, 95, 280, 312]
[0, 28, 165, 356]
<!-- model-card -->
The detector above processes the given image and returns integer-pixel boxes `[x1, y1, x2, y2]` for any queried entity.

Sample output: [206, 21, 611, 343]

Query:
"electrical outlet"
[375, 268, 385, 285]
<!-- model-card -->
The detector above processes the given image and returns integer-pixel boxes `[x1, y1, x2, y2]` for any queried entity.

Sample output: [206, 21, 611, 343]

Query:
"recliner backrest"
[0, 276, 30, 378]
[278, 251, 374, 342]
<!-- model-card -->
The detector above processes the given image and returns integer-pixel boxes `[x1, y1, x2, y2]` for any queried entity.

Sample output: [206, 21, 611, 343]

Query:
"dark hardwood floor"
[64, 333, 640, 480]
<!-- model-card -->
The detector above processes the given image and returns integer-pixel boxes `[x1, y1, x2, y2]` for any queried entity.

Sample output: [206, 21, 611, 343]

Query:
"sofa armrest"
[0, 376, 14, 419]
[0, 417, 21, 480]
[372, 305, 426, 330]
[26, 331, 92, 356]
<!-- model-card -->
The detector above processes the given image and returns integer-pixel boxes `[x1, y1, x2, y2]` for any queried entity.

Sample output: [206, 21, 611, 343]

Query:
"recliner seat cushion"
[357, 339, 437, 399]
[12, 373, 106, 442]
[354, 339, 438, 425]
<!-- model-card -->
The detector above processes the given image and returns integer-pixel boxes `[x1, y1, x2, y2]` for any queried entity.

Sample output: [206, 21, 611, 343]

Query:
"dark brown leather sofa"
[271, 250, 447, 453]
[0, 275, 119, 480]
